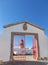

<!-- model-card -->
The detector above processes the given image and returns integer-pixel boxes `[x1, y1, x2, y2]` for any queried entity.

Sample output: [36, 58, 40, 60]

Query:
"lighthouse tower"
[20, 39, 24, 48]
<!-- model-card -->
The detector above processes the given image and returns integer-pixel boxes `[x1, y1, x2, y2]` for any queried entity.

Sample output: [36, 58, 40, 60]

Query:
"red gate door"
[32, 37, 37, 60]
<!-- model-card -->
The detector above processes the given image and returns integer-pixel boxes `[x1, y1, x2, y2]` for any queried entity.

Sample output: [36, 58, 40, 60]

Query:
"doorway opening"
[11, 32, 39, 61]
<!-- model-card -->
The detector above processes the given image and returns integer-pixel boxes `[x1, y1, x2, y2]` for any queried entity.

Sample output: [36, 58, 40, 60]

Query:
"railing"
[13, 48, 33, 55]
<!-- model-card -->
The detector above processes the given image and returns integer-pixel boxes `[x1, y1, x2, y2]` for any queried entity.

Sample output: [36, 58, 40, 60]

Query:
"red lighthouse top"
[20, 39, 24, 48]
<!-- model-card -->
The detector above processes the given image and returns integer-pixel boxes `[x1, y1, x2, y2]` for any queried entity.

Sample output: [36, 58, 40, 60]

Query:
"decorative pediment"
[3, 21, 44, 30]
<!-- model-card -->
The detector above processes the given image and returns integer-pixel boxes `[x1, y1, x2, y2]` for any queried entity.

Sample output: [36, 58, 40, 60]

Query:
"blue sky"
[0, 0, 48, 36]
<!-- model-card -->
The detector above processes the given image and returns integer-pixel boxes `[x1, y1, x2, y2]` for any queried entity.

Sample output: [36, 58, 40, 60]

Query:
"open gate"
[13, 35, 37, 61]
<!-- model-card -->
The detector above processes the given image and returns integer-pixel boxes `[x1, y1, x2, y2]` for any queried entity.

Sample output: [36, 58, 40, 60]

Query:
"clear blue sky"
[0, 0, 48, 36]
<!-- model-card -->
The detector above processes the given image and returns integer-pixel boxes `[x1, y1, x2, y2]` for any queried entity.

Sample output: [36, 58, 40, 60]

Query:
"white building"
[0, 21, 48, 61]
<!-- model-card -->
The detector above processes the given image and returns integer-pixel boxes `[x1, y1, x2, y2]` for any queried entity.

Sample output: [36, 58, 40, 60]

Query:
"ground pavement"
[0, 61, 48, 65]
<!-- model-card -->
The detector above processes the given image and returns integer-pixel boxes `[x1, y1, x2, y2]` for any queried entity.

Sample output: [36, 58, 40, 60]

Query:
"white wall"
[0, 32, 11, 61]
[44, 36, 48, 57]
[38, 33, 48, 58]
[0, 23, 48, 61]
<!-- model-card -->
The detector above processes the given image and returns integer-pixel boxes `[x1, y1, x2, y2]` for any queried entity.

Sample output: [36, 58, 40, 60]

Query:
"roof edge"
[3, 21, 44, 31]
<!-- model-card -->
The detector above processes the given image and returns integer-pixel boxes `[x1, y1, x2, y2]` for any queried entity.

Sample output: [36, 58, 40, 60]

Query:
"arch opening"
[10, 32, 40, 61]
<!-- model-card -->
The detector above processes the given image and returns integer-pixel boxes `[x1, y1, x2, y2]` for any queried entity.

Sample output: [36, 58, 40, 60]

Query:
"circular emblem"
[23, 23, 27, 30]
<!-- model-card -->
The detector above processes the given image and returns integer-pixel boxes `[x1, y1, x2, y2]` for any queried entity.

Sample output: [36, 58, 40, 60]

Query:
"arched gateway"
[0, 21, 48, 61]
